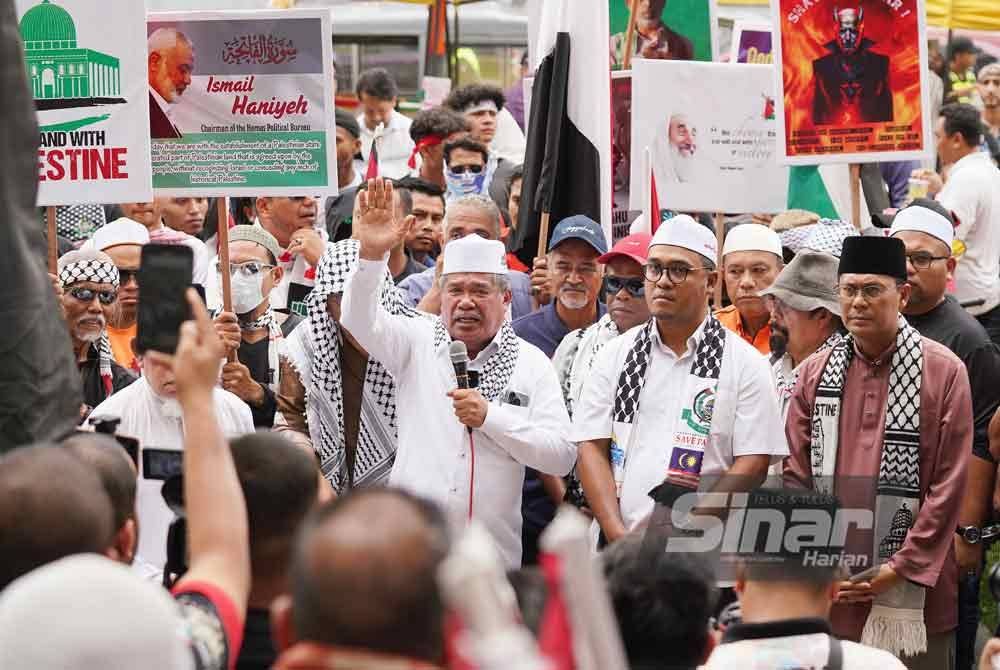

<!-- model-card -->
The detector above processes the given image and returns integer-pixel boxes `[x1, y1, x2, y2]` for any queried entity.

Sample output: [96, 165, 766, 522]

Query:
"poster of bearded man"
[629, 60, 788, 214]
[772, 0, 932, 164]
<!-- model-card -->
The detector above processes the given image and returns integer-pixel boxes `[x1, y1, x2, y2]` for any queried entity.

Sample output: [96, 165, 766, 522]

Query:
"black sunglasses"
[603, 276, 645, 298]
[68, 286, 117, 305]
[118, 269, 139, 286]
[451, 164, 484, 175]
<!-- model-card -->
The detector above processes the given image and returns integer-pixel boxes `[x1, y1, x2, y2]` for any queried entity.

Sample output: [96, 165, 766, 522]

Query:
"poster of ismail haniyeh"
[629, 59, 788, 214]
[772, 0, 932, 165]
[17, 0, 153, 206]
[146, 9, 336, 197]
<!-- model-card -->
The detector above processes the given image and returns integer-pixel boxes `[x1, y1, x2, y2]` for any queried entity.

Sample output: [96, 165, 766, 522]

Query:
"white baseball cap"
[722, 223, 782, 258]
[442, 235, 509, 276]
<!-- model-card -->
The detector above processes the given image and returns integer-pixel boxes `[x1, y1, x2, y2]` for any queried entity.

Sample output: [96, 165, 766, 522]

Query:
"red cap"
[597, 233, 652, 266]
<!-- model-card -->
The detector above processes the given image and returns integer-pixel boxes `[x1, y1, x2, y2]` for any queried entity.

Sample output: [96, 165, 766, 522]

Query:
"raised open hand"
[355, 178, 415, 261]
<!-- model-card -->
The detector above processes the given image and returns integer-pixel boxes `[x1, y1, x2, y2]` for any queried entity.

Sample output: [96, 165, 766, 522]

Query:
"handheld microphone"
[449, 341, 471, 389]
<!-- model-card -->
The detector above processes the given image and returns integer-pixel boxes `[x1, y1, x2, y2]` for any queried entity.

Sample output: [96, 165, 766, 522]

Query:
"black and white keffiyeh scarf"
[283, 240, 420, 493]
[239, 308, 284, 392]
[60, 258, 120, 397]
[610, 316, 726, 494]
[774, 331, 844, 403]
[432, 318, 520, 402]
[810, 316, 926, 656]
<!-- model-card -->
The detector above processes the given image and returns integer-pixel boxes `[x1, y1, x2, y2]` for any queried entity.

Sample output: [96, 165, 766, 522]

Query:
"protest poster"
[731, 22, 772, 64]
[17, 0, 153, 206]
[611, 71, 639, 242]
[630, 59, 788, 214]
[147, 9, 336, 196]
[609, 0, 717, 70]
[772, 0, 931, 164]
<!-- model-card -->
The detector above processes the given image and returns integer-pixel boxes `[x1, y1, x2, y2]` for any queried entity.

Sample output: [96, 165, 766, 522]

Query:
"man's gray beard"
[669, 143, 697, 183]
[75, 327, 104, 344]
[558, 289, 589, 311]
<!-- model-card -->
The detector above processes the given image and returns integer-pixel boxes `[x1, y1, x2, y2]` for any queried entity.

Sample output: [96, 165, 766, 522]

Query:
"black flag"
[512, 25, 607, 268]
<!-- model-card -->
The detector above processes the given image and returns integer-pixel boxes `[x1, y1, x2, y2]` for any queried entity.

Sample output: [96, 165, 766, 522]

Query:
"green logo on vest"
[680, 387, 715, 435]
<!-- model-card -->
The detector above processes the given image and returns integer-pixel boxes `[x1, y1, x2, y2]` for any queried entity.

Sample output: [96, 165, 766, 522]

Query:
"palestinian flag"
[788, 164, 870, 224]
[364, 134, 379, 180]
[512, 0, 612, 267]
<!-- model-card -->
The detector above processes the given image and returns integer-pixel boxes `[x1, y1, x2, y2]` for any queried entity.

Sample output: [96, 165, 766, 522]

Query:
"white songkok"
[90, 217, 150, 251]
[0, 555, 194, 670]
[649, 214, 717, 262]
[722, 223, 783, 258]
[442, 235, 509, 276]
[890, 205, 954, 248]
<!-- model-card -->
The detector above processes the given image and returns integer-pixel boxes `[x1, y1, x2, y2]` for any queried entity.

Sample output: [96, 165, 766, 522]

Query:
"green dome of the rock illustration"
[19, 0, 77, 48]
[18, 0, 121, 103]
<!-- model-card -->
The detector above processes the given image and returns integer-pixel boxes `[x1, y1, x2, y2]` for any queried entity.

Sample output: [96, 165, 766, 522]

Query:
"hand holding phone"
[136, 245, 195, 354]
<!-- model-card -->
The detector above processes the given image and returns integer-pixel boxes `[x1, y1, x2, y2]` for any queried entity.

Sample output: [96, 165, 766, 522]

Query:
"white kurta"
[341, 257, 576, 567]
[571, 318, 788, 531]
[88, 377, 254, 569]
[357, 109, 415, 180]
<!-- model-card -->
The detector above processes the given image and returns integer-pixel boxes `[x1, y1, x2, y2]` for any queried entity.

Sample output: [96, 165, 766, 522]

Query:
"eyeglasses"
[117, 269, 139, 286]
[906, 253, 950, 270]
[643, 262, 713, 285]
[837, 282, 898, 301]
[450, 164, 484, 175]
[68, 286, 117, 305]
[603, 276, 645, 298]
[216, 261, 275, 277]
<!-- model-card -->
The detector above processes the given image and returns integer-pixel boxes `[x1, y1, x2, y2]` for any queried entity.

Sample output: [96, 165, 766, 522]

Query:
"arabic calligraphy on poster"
[771, 0, 932, 164]
[147, 10, 336, 196]
[222, 34, 298, 65]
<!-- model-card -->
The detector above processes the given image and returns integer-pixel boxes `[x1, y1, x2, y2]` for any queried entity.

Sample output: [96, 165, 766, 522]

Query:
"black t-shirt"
[236, 315, 303, 427]
[235, 608, 275, 670]
[907, 295, 1000, 462]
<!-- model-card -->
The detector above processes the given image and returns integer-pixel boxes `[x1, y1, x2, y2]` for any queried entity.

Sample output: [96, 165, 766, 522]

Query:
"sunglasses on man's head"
[68, 286, 117, 305]
[603, 276, 645, 298]
[450, 164, 484, 175]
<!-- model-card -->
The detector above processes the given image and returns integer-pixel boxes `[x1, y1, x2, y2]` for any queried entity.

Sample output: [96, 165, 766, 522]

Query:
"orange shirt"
[106, 323, 138, 372]
[714, 305, 771, 355]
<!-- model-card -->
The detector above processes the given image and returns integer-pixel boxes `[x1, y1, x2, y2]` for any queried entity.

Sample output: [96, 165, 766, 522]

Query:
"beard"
[769, 322, 788, 358]
[558, 287, 590, 310]
[668, 142, 697, 183]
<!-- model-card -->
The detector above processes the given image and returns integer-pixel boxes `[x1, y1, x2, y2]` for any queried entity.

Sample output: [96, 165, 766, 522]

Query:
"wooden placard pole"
[46, 206, 57, 274]
[713, 212, 724, 309]
[215, 197, 237, 363]
[535, 211, 551, 258]
[623, 0, 640, 70]
[849, 163, 862, 230]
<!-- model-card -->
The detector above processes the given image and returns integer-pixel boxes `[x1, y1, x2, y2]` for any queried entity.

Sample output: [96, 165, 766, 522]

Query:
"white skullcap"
[722, 223, 783, 258]
[91, 217, 150, 251]
[890, 205, 954, 248]
[0, 555, 193, 670]
[442, 235, 509, 276]
[649, 214, 717, 262]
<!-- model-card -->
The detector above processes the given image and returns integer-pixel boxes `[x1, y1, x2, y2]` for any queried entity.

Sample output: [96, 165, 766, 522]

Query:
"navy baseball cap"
[548, 215, 609, 255]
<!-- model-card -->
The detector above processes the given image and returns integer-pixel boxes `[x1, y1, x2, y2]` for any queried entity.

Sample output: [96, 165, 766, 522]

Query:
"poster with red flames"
[771, 0, 931, 165]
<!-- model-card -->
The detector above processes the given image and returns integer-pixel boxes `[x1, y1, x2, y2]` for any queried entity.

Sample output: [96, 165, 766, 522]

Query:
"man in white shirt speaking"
[341, 178, 576, 567]
[573, 215, 787, 545]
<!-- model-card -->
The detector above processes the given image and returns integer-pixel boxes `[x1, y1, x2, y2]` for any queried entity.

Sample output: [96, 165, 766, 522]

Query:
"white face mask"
[229, 270, 266, 315]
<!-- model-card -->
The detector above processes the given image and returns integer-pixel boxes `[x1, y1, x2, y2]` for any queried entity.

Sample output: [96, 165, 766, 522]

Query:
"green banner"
[152, 131, 328, 190]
